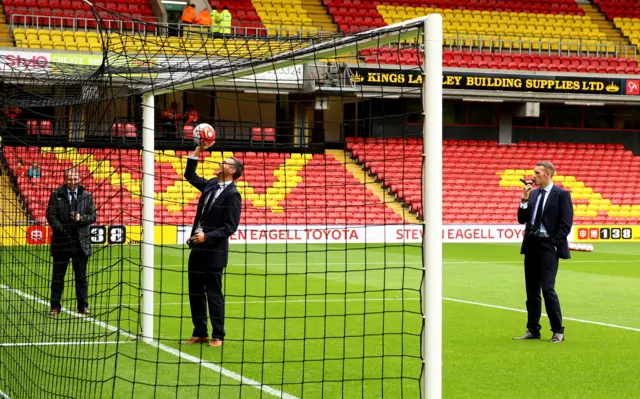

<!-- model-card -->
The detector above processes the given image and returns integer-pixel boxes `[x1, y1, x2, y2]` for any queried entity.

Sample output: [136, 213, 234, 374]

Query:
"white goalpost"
[422, 13, 444, 399]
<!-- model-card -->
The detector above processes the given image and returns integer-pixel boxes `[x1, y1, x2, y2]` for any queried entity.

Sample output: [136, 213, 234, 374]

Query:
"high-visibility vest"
[220, 10, 232, 26]
[211, 10, 221, 24]
[181, 6, 196, 23]
[195, 10, 212, 25]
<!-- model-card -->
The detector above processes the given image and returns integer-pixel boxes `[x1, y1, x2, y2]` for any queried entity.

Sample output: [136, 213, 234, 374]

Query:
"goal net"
[0, 7, 431, 398]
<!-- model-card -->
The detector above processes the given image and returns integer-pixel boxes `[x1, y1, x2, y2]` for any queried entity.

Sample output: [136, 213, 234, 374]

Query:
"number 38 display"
[90, 226, 127, 245]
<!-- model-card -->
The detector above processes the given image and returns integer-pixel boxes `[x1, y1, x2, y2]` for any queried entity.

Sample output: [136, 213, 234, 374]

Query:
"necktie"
[70, 192, 77, 212]
[201, 184, 219, 216]
[532, 189, 546, 231]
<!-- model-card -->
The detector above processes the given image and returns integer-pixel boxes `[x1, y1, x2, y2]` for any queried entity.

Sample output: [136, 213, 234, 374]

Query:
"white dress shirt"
[520, 182, 553, 233]
[67, 188, 78, 203]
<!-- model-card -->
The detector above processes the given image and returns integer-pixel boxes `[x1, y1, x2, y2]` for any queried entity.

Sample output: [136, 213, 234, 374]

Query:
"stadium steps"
[0, 3, 13, 46]
[579, 2, 630, 46]
[300, 0, 339, 33]
[0, 170, 28, 226]
[327, 149, 420, 224]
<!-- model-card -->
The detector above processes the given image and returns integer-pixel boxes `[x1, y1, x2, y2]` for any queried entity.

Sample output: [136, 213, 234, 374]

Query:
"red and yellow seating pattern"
[3, 147, 403, 226]
[347, 138, 640, 224]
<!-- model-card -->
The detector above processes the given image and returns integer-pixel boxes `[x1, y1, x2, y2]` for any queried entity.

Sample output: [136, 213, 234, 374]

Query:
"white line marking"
[0, 284, 299, 399]
[101, 297, 640, 332]
[93, 297, 420, 308]
[0, 341, 132, 347]
[444, 298, 640, 333]
[0, 388, 9, 399]
[94, 297, 640, 332]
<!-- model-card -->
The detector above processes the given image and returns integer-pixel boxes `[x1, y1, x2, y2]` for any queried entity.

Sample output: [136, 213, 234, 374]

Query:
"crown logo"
[605, 82, 620, 92]
[350, 72, 364, 83]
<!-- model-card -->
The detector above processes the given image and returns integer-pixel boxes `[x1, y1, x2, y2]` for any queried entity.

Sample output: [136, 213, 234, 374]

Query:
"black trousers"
[50, 246, 89, 311]
[188, 251, 225, 339]
[524, 239, 564, 334]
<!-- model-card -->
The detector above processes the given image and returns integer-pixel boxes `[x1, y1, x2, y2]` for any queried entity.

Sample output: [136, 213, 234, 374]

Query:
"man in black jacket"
[181, 142, 242, 347]
[46, 168, 96, 317]
[514, 161, 573, 343]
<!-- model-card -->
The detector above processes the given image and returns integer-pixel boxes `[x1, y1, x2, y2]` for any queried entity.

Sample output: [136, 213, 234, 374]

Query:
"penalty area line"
[0, 341, 133, 347]
[0, 284, 299, 399]
[444, 298, 640, 333]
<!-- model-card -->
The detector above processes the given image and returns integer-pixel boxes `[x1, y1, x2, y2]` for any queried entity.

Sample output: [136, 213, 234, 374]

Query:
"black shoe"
[512, 331, 541, 340]
[549, 333, 564, 343]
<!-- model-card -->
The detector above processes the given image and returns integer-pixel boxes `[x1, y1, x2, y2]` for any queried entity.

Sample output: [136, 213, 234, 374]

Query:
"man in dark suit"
[181, 141, 242, 347]
[514, 161, 573, 343]
[46, 168, 96, 317]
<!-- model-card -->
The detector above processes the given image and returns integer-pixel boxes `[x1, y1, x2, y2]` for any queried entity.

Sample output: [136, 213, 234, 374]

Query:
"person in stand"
[15, 160, 28, 177]
[183, 104, 199, 128]
[194, 8, 212, 32]
[219, 6, 232, 35]
[514, 161, 573, 343]
[161, 101, 181, 141]
[180, 140, 243, 347]
[46, 168, 97, 317]
[180, 4, 196, 38]
[28, 161, 41, 179]
[211, 6, 221, 34]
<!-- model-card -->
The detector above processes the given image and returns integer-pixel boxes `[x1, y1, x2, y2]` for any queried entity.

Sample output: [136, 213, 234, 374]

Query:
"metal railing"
[9, 13, 336, 42]
[377, 35, 638, 59]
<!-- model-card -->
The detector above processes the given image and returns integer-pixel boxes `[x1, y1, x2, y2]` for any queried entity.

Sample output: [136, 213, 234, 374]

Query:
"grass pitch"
[1, 242, 639, 398]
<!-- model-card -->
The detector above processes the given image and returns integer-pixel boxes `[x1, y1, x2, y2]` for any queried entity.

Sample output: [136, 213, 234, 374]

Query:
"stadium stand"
[347, 138, 640, 225]
[324, 0, 593, 34]
[244, 0, 337, 35]
[208, 0, 267, 36]
[11, 27, 310, 56]
[360, 48, 640, 73]
[3, 0, 155, 24]
[2, 147, 404, 226]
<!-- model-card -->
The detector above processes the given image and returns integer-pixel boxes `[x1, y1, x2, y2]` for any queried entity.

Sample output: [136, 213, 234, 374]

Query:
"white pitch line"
[444, 298, 640, 333]
[0, 388, 9, 399]
[0, 341, 132, 347]
[94, 297, 640, 332]
[93, 297, 421, 308]
[101, 297, 640, 333]
[0, 284, 299, 399]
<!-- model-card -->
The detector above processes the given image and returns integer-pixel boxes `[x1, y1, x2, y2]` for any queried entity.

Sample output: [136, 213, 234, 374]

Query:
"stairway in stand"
[0, 1, 13, 47]
[579, 2, 630, 48]
[300, 0, 338, 33]
[0, 169, 29, 228]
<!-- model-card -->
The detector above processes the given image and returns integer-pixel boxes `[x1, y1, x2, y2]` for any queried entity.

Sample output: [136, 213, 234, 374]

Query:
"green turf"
[1, 243, 639, 398]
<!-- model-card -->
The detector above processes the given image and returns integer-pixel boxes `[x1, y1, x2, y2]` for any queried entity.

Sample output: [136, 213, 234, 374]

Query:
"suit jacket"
[184, 157, 242, 268]
[46, 185, 97, 257]
[517, 185, 573, 259]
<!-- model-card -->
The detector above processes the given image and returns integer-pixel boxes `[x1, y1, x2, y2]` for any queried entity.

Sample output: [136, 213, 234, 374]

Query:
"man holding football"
[180, 137, 243, 347]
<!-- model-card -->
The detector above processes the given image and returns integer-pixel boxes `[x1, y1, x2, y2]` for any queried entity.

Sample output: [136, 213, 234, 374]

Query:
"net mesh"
[0, 6, 427, 398]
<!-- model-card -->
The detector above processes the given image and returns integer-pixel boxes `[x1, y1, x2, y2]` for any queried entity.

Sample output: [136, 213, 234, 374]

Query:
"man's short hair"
[229, 157, 244, 180]
[535, 161, 555, 177]
[64, 167, 79, 179]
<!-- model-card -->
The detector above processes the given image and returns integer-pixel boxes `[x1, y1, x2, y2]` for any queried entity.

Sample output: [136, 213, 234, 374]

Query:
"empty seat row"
[360, 48, 639, 74]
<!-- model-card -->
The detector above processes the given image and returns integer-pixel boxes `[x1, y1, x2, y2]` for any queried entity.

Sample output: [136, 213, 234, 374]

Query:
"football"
[193, 123, 216, 147]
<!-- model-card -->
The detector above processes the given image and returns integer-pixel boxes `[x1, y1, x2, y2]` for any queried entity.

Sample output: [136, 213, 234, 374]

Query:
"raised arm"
[184, 145, 209, 192]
